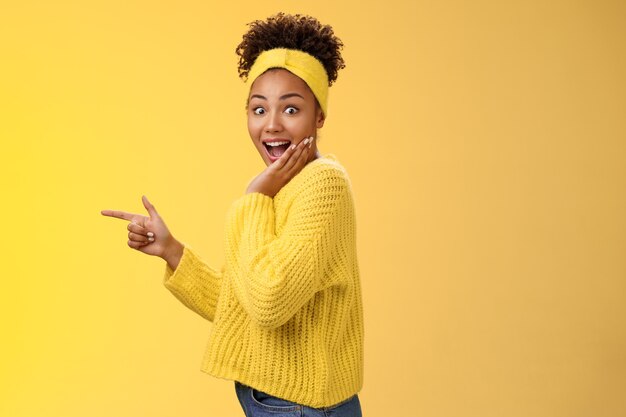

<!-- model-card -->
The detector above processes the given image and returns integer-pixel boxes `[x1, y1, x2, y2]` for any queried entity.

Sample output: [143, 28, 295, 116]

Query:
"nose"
[264, 110, 283, 133]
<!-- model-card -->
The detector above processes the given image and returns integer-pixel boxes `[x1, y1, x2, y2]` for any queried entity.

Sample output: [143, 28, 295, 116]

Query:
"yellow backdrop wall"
[2, 1, 625, 416]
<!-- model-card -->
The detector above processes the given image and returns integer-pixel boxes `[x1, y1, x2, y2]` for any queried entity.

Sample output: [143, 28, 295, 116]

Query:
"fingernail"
[147, 232, 154, 237]
[148, 237, 155, 242]
[291, 144, 296, 150]
[304, 138, 310, 145]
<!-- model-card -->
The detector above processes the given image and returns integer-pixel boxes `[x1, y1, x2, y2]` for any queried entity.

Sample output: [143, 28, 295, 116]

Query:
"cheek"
[247, 117, 260, 137]
[287, 115, 316, 136]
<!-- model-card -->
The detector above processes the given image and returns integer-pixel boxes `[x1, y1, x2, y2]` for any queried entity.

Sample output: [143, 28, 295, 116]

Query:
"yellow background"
[2, 0, 625, 416]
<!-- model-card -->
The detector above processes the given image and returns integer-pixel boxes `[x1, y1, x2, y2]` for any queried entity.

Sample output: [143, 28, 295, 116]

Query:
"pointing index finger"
[101, 209, 137, 221]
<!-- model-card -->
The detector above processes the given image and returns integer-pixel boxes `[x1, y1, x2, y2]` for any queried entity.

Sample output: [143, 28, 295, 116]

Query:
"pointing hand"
[101, 196, 183, 266]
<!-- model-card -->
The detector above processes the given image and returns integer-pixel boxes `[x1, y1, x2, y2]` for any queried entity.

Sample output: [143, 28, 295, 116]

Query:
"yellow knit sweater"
[163, 154, 364, 408]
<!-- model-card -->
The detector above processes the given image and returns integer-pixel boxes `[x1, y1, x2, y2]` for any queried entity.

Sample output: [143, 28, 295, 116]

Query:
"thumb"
[142, 195, 159, 218]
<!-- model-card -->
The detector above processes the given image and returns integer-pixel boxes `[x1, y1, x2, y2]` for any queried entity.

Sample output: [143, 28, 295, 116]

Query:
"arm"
[101, 196, 223, 322]
[163, 245, 223, 322]
[227, 165, 351, 329]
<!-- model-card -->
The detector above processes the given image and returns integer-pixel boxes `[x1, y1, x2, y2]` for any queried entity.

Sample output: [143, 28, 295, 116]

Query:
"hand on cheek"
[246, 136, 315, 197]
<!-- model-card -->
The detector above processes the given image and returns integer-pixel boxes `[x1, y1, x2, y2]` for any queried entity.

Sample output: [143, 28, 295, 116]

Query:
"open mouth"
[263, 140, 292, 159]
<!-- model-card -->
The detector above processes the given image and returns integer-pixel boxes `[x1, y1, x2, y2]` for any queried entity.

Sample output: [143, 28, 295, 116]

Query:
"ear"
[316, 106, 326, 129]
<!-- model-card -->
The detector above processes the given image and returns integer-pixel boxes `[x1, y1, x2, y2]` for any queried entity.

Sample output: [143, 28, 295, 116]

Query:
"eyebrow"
[249, 93, 305, 101]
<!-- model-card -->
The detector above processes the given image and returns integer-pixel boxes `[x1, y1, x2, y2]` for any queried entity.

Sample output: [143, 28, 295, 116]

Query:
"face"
[247, 68, 325, 166]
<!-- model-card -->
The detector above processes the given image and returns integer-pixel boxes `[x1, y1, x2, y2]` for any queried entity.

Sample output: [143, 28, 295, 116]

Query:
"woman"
[102, 13, 363, 417]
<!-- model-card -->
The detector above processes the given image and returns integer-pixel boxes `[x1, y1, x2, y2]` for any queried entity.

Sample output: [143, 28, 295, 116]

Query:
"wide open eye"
[284, 106, 298, 115]
[253, 107, 266, 115]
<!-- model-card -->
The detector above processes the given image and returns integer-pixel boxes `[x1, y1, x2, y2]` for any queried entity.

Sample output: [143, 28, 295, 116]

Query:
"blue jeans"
[235, 381, 362, 417]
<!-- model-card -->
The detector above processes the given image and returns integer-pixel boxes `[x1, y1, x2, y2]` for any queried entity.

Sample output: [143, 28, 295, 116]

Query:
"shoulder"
[299, 154, 352, 190]
[285, 154, 355, 209]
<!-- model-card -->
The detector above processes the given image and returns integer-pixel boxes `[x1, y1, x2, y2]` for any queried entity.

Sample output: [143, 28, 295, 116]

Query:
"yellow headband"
[247, 48, 329, 116]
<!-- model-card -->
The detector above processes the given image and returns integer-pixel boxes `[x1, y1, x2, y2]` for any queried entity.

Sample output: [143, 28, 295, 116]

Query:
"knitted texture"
[163, 154, 364, 408]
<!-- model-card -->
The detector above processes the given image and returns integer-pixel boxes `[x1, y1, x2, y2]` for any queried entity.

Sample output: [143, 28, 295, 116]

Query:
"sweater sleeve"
[163, 245, 223, 322]
[227, 165, 351, 329]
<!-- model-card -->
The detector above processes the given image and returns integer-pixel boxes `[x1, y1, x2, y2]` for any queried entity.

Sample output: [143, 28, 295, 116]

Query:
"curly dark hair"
[236, 13, 345, 86]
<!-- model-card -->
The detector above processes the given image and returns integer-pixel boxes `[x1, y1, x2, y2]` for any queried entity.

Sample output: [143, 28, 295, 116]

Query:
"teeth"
[265, 141, 290, 147]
